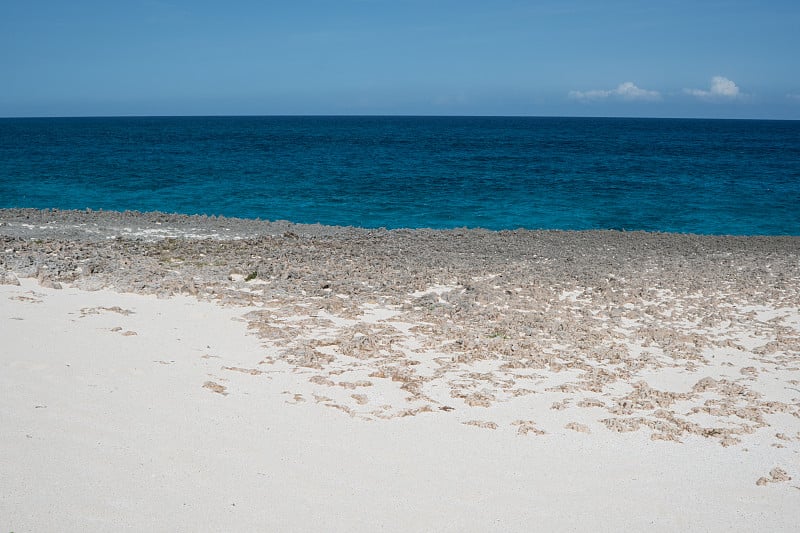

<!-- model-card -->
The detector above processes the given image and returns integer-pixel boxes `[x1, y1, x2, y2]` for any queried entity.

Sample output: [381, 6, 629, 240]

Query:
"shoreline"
[3, 207, 800, 239]
[2, 208, 799, 530]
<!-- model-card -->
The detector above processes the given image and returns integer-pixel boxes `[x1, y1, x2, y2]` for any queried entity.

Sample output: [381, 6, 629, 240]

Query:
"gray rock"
[0, 271, 20, 285]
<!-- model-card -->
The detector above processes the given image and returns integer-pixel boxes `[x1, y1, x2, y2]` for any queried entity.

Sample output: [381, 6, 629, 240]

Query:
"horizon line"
[1, 113, 798, 122]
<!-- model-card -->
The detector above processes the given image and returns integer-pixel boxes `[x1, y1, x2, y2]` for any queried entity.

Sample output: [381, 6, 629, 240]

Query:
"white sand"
[1, 278, 798, 532]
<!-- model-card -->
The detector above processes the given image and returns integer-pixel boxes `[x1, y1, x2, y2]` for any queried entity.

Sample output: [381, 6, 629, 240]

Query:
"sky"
[2, 0, 799, 119]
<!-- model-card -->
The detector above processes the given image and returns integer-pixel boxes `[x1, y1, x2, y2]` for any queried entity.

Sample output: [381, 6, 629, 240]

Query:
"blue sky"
[2, 0, 799, 118]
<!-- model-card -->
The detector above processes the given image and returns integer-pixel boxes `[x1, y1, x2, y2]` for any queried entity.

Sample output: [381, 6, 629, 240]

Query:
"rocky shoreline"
[3, 207, 798, 293]
[3, 208, 800, 446]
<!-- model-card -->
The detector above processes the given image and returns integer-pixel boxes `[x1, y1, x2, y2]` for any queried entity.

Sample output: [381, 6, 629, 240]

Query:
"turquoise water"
[1, 116, 798, 235]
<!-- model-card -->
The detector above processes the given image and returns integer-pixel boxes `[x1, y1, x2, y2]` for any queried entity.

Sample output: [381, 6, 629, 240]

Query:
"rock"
[0, 271, 21, 285]
[39, 278, 62, 289]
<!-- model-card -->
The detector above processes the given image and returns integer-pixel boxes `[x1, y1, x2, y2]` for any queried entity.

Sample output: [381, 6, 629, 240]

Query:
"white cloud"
[685, 76, 743, 99]
[568, 88, 612, 100]
[569, 82, 661, 102]
[787, 93, 800, 102]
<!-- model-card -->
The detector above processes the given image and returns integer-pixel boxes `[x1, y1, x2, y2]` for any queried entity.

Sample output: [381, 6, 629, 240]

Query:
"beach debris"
[203, 381, 228, 395]
[285, 393, 306, 404]
[80, 306, 135, 317]
[756, 468, 792, 486]
[222, 366, 265, 375]
[351, 394, 369, 405]
[463, 420, 498, 430]
[565, 422, 591, 433]
[513, 420, 546, 436]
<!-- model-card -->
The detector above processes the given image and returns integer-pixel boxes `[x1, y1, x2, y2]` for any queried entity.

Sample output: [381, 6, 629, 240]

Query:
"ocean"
[1, 116, 798, 235]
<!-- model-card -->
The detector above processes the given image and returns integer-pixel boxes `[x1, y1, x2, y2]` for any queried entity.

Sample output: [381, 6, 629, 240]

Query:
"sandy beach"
[1, 208, 799, 531]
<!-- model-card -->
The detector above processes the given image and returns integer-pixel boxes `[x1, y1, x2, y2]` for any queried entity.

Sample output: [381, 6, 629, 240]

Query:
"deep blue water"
[1, 116, 798, 235]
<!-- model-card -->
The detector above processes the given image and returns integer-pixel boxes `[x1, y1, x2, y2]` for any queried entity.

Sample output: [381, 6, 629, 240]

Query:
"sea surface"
[1, 116, 798, 235]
